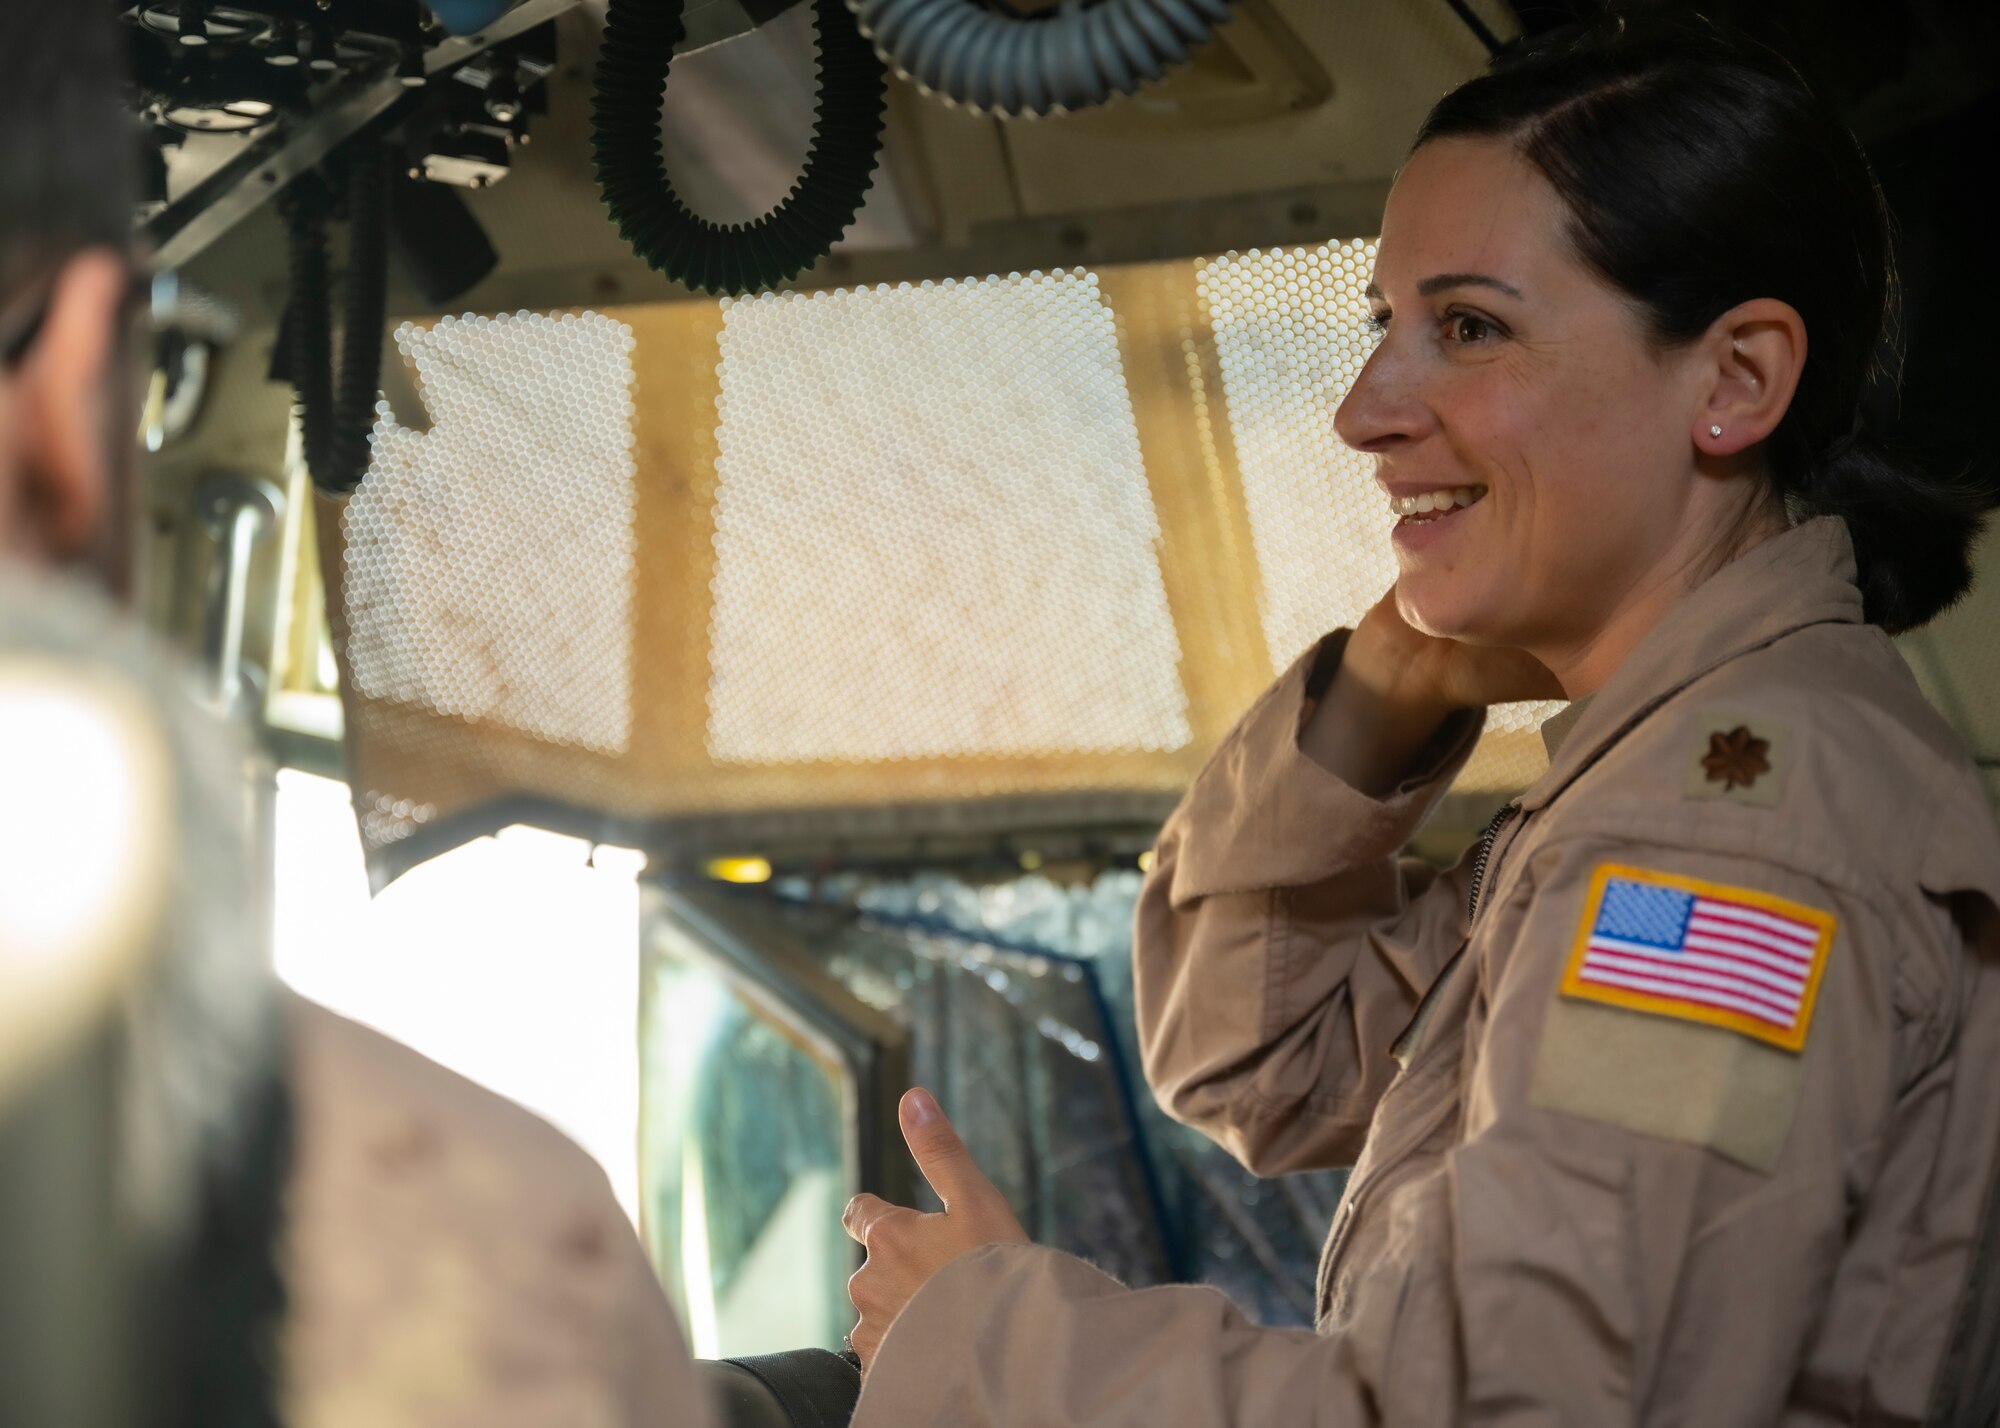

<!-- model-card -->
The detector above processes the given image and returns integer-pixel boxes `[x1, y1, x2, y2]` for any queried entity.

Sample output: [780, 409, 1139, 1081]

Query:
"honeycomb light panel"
[343, 311, 639, 755]
[705, 273, 1193, 765]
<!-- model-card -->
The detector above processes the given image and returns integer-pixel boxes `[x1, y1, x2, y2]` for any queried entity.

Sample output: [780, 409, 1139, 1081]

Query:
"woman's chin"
[1394, 586, 1481, 642]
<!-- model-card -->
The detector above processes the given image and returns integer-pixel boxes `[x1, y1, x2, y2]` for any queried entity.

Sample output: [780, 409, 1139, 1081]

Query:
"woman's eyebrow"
[1363, 273, 1525, 302]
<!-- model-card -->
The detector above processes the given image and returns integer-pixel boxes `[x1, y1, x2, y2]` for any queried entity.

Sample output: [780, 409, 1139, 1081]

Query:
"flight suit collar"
[1537, 695, 1594, 762]
[1519, 517, 1864, 813]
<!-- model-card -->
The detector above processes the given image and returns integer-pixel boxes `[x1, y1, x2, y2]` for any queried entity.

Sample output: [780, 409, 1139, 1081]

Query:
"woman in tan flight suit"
[839, 13, 2000, 1425]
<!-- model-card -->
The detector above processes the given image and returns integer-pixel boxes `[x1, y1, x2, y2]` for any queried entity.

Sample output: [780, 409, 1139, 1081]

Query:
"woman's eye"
[1444, 312, 1499, 345]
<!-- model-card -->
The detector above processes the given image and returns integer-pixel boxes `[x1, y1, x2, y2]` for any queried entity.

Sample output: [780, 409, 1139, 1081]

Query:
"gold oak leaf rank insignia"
[1701, 726, 1772, 792]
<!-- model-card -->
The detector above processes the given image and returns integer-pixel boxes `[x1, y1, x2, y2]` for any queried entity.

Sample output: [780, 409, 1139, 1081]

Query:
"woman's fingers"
[841, 1191, 897, 1246]
[840, 1088, 1032, 1368]
[1355, 583, 1566, 710]
[847, 1320, 883, 1371]
[899, 1088, 985, 1211]
[846, 1258, 889, 1369]
[840, 1090, 1034, 1375]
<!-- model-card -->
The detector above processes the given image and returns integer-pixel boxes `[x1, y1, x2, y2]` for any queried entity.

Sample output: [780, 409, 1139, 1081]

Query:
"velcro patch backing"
[1530, 999, 1803, 1172]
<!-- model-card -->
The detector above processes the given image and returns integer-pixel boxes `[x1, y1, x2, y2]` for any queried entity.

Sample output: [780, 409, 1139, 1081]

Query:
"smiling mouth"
[1390, 485, 1487, 525]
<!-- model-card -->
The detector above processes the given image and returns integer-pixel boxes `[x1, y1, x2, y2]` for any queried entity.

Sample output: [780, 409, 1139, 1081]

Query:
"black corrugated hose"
[276, 141, 390, 495]
[847, 0, 1238, 118]
[592, 0, 888, 296]
[331, 143, 391, 491]
[276, 176, 334, 485]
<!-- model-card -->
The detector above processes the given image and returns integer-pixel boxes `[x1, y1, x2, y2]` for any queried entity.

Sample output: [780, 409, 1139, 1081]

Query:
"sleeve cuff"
[1168, 631, 1484, 902]
[852, 1245, 1129, 1425]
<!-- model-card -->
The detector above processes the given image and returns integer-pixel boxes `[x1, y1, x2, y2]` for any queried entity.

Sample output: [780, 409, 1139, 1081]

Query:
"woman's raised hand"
[1300, 589, 1564, 798]
[1347, 588, 1566, 716]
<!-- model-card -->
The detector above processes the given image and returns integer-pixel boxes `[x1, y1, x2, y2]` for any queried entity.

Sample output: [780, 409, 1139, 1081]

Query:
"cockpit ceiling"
[133, 1, 2000, 884]
[180, 0, 1512, 318]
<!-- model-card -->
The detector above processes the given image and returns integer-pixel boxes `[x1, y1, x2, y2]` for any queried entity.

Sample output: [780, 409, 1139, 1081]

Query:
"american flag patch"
[1560, 865, 1837, 1052]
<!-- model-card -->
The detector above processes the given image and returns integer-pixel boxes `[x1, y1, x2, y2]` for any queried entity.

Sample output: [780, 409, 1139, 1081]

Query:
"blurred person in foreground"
[0, 5, 705, 1426]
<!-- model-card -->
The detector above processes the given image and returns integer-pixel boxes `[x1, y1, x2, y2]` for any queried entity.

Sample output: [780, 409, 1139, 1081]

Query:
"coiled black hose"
[848, 0, 1239, 118]
[277, 176, 334, 483]
[332, 145, 391, 489]
[276, 142, 390, 495]
[591, 0, 887, 296]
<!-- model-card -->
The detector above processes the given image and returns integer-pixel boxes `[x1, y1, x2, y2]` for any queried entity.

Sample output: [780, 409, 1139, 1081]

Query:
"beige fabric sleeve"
[283, 1000, 711, 1428]
[855, 825, 1916, 1427]
[1135, 631, 1484, 1175]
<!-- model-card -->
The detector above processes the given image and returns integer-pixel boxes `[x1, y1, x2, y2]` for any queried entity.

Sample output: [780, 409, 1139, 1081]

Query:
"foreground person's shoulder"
[284, 995, 709, 1428]
[287, 996, 607, 1192]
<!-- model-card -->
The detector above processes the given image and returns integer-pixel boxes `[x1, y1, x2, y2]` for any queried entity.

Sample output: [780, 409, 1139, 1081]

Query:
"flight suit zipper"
[1465, 799, 1521, 924]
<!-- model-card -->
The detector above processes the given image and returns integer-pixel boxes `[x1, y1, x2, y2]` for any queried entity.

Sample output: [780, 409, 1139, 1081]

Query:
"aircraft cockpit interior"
[3, 1, 1997, 1424]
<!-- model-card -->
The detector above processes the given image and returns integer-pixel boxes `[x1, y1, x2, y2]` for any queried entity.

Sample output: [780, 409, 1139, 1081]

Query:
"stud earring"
[1709, 424, 1723, 437]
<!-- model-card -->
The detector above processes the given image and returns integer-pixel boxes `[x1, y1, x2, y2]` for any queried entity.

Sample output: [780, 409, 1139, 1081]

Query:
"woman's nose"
[1333, 343, 1426, 455]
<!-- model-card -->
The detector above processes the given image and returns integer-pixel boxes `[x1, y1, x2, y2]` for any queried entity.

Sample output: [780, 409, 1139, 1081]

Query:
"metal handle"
[195, 474, 285, 716]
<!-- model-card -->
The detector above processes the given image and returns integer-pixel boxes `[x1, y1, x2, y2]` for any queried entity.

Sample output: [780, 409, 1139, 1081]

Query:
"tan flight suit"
[851, 517, 2000, 1425]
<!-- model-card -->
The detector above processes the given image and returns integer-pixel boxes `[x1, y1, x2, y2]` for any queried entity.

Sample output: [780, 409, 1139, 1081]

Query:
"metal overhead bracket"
[142, 0, 584, 271]
[678, 0, 806, 53]
[142, 0, 815, 271]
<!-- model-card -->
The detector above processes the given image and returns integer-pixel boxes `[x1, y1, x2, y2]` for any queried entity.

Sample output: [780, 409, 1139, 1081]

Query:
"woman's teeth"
[1390, 486, 1486, 520]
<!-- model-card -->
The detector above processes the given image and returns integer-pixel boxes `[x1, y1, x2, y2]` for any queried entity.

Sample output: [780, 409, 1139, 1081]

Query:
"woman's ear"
[11, 250, 129, 563]
[1692, 297, 1807, 459]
